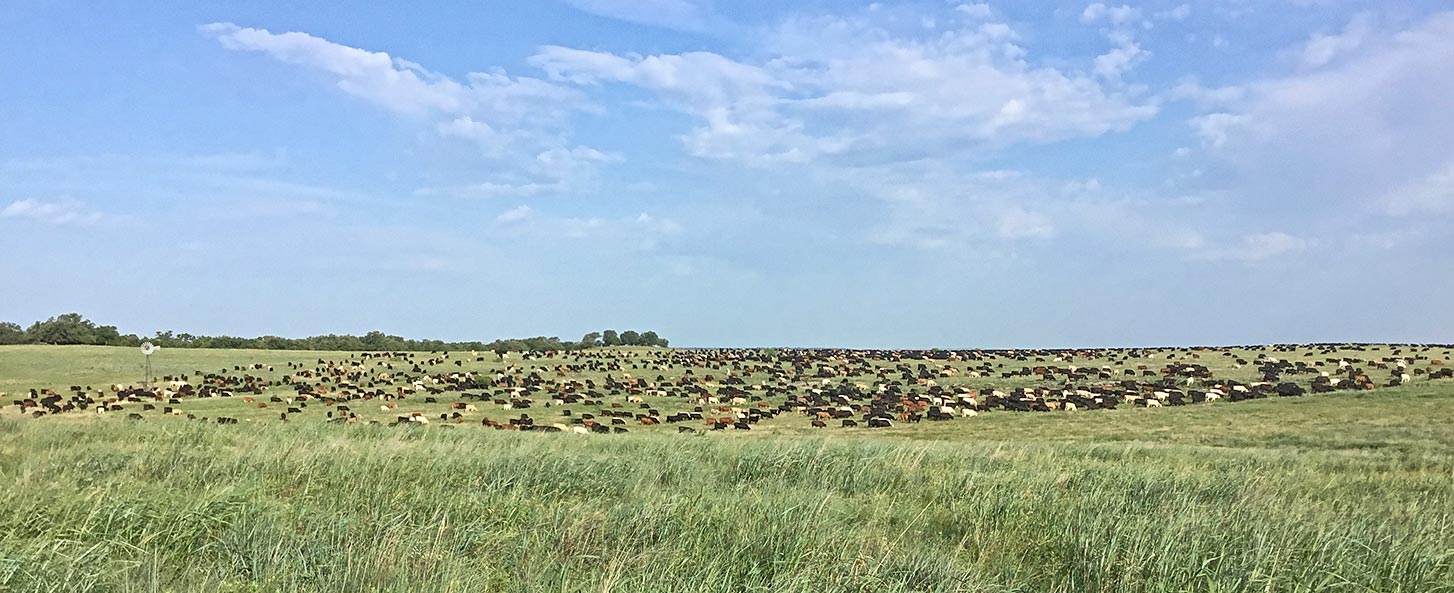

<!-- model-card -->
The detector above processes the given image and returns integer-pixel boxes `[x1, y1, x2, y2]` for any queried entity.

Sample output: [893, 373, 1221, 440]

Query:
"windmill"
[141, 341, 160, 389]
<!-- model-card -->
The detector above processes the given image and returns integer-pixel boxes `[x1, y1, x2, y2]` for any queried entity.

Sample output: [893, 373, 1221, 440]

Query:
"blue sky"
[2, 0, 1452, 347]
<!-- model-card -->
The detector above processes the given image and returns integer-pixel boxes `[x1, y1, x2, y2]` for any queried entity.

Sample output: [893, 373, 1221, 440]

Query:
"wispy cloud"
[1297, 13, 1372, 69]
[1191, 232, 1308, 262]
[1383, 162, 1454, 215]
[495, 205, 535, 223]
[533, 7, 1157, 168]
[562, 0, 721, 32]
[1081, 3, 1143, 27]
[1081, 3, 1151, 81]
[0, 154, 372, 223]
[1, 199, 103, 225]
[488, 206, 683, 253]
[1156, 4, 1191, 22]
[202, 23, 609, 198]
[1186, 11, 1454, 219]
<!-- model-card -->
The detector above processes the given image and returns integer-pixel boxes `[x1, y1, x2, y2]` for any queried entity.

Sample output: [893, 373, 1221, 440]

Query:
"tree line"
[578, 330, 669, 348]
[0, 313, 668, 352]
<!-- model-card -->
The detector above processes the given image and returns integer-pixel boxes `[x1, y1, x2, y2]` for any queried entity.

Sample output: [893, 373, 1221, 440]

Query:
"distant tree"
[256, 335, 292, 350]
[640, 331, 662, 347]
[620, 330, 641, 346]
[361, 330, 406, 351]
[26, 313, 99, 345]
[92, 323, 126, 346]
[308, 334, 365, 351]
[208, 335, 252, 349]
[10, 312, 631, 352]
[0, 322, 24, 345]
[151, 330, 178, 347]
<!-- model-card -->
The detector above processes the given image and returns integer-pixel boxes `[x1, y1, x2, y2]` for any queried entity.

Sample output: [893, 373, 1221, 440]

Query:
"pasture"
[1, 344, 1452, 592]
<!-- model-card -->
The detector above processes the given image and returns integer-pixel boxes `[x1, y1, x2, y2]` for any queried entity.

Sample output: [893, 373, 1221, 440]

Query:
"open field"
[4, 343, 1452, 433]
[2, 344, 1453, 592]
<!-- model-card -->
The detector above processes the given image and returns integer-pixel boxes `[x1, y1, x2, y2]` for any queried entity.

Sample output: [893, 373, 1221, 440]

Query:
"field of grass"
[1, 345, 1452, 592]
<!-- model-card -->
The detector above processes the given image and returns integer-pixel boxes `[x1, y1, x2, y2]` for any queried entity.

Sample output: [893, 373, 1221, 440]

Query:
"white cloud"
[1157, 4, 1191, 21]
[0, 199, 103, 225]
[844, 161, 1210, 255]
[1093, 37, 1149, 80]
[417, 180, 558, 199]
[1081, 5, 1151, 80]
[1346, 227, 1426, 251]
[1383, 162, 1454, 215]
[496, 205, 535, 223]
[1188, 11, 1454, 217]
[1081, 3, 1143, 27]
[418, 143, 623, 199]
[1168, 78, 1246, 108]
[530, 46, 780, 106]
[1298, 14, 1371, 69]
[203, 23, 607, 198]
[0, 154, 390, 228]
[1189, 112, 1250, 148]
[533, 11, 1156, 167]
[490, 208, 683, 249]
[955, 3, 993, 19]
[563, 0, 718, 32]
[202, 23, 464, 116]
[1158, 228, 1205, 250]
[1192, 232, 1308, 261]
[203, 23, 589, 123]
[995, 207, 1055, 239]
[633, 212, 684, 234]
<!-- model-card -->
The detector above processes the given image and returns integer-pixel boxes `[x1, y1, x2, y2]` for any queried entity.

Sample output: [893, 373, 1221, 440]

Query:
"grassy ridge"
[2, 395, 1452, 593]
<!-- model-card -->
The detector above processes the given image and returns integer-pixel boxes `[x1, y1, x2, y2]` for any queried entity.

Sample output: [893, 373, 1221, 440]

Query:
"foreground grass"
[2, 403, 1451, 593]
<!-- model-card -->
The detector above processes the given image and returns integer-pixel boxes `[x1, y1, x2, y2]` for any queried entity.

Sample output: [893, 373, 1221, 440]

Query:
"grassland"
[1, 345, 1452, 592]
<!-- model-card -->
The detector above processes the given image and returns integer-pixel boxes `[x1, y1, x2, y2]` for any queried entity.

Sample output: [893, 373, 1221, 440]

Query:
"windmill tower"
[141, 341, 160, 389]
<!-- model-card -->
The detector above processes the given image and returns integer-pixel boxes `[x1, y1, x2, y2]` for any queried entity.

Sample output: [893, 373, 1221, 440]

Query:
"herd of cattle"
[7, 344, 1453, 433]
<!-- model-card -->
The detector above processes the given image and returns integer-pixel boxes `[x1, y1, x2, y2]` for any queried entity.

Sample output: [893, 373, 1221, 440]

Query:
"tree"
[256, 336, 292, 350]
[620, 330, 641, 346]
[88, 323, 125, 345]
[0, 322, 24, 345]
[640, 331, 662, 347]
[8, 312, 628, 352]
[26, 313, 99, 345]
[362, 330, 405, 351]
[602, 330, 621, 346]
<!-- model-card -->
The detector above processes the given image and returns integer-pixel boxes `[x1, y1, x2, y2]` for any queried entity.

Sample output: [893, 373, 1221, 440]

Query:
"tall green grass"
[2, 418, 1450, 593]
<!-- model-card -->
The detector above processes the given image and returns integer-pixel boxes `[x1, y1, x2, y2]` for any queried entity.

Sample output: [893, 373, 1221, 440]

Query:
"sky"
[2, 0, 1452, 348]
